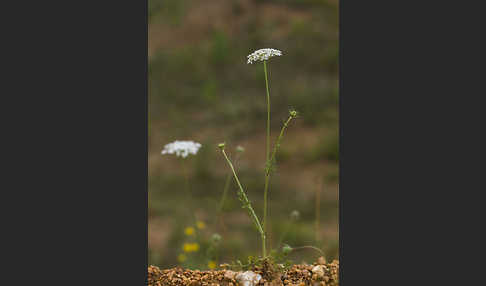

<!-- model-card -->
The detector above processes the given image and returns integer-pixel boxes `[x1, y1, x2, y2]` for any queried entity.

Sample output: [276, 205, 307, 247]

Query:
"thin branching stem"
[267, 115, 294, 175]
[214, 153, 241, 258]
[220, 148, 266, 257]
[264, 60, 271, 169]
[218, 152, 242, 213]
[263, 60, 271, 255]
[262, 114, 295, 254]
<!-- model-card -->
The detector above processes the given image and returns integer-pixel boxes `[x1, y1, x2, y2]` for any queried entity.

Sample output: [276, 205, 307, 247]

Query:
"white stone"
[235, 271, 262, 286]
[311, 265, 324, 278]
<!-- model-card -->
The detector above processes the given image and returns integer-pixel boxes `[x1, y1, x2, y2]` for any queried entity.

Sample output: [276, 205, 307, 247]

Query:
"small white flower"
[161, 140, 202, 158]
[247, 48, 282, 64]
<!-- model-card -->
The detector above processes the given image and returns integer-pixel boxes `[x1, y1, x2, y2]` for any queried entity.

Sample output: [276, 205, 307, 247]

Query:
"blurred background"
[149, 0, 338, 269]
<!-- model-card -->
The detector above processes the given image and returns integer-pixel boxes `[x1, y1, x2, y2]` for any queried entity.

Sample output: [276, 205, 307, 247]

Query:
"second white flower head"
[161, 140, 202, 158]
[247, 48, 282, 64]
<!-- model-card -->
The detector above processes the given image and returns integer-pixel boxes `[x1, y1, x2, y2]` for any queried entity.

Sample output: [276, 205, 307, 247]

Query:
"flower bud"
[282, 244, 292, 255]
[290, 210, 300, 221]
[211, 233, 222, 244]
[218, 142, 226, 150]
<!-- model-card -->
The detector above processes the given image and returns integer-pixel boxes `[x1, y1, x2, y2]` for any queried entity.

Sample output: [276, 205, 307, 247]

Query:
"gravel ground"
[148, 258, 339, 286]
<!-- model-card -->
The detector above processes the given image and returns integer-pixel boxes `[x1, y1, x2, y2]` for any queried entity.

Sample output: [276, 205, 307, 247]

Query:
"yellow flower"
[177, 254, 187, 263]
[196, 221, 206, 229]
[183, 243, 192, 252]
[184, 227, 195, 236]
[208, 260, 217, 269]
[183, 243, 200, 253]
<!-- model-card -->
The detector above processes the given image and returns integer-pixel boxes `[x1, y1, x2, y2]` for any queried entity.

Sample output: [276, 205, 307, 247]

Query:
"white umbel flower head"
[247, 48, 282, 64]
[161, 140, 202, 158]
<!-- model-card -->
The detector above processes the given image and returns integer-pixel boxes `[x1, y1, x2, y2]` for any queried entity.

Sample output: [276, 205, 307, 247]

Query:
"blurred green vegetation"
[149, 0, 338, 269]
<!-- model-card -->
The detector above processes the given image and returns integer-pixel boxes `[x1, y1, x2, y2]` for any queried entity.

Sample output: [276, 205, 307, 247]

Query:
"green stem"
[218, 152, 241, 213]
[263, 60, 271, 254]
[262, 114, 294, 253]
[264, 60, 271, 166]
[267, 115, 293, 175]
[263, 177, 269, 253]
[221, 149, 266, 257]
